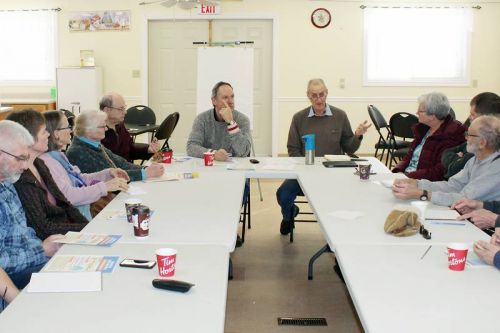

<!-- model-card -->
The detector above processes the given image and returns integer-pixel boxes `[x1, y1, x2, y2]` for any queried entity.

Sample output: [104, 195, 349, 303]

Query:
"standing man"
[0, 120, 62, 289]
[100, 93, 160, 162]
[186, 81, 251, 160]
[277, 79, 371, 235]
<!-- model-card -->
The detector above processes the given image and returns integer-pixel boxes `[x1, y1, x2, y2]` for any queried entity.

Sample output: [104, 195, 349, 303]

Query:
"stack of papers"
[27, 272, 102, 293]
[324, 154, 351, 161]
[425, 209, 460, 220]
[55, 232, 121, 247]
[44, 255, 119, 273]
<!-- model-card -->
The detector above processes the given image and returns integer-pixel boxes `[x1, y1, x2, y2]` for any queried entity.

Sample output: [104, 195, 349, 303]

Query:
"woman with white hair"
[392, 92, 465, 181]
[66, 110, 164, 182]
[39, 110, 129, 220]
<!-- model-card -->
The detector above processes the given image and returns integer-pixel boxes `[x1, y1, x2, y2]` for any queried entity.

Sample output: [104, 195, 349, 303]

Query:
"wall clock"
[311, 8, 331, 29]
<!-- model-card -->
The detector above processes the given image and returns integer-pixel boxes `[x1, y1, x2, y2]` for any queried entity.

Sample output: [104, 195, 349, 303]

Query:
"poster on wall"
[196, 47, 254, 129]
[68, 10, 130, 31]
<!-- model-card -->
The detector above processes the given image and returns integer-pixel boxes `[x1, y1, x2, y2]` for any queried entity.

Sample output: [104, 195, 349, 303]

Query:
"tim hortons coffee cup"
[132, 205, 150, 239]
[358, 163, 372, 180]
[161, 149, 173, 164]
[203, 152, 214, 166]
[124, 198, 142, 223]
[447, 243, 468, 271]
[156, 248, 177, 277]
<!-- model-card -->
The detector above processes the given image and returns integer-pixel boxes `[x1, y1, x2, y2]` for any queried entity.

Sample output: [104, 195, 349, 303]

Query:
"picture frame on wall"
[68, 10, 130, 31]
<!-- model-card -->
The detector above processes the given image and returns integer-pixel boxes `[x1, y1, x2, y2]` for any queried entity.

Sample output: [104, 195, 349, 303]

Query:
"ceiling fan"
[139, 0, 218, 10]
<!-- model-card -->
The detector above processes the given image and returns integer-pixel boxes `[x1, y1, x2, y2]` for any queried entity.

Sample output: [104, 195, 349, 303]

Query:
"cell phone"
[120, 259, 156, 269]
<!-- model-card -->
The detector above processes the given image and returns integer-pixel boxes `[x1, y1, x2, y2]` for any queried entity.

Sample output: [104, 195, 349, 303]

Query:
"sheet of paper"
[27, 272, 102, 293]
[261, 158, 297, 171]
[145, 172, 198, 183]
[44, 255, 119, 273]
[55, 232, 121, 247]
[324, 154, 351, 161]
[328, 210, 364, 220]
[226, 163, 256, 171]
[126, 185, 147, 195]
[425, 209, 460, 220]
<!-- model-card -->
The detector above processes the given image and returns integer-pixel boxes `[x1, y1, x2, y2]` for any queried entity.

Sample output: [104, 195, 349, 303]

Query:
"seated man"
[392, 92, 465, 181]
[0, 120, 62, 289]
[441, 92, 500, 179]
[0, 267, 19, 310]
[66, 110, 164, 182]
[99, 93, 159, 162]
[186, 81, 251, 160]
[392, 115, 500, 206]
[277, 78, 371, 235]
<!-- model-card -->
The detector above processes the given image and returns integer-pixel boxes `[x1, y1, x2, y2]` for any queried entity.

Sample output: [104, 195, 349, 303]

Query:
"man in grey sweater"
[277, 79, 371, 235]
[186, 81, 251, 161]
[393, 115, 500, 206]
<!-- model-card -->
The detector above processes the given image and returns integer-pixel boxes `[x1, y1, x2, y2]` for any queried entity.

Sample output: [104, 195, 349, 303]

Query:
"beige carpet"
[225, 180, 363, 333]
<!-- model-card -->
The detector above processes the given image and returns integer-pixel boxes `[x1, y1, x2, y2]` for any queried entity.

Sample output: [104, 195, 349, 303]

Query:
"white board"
[196, 47, 254, 128]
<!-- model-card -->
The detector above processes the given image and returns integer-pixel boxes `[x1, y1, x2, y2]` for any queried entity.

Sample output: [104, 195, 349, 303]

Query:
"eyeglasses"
[96, 125, 108, 129]
[0, 149, 30, 162]
[464, 131, 480, 138]
[56, 126, 72, 131]
[109, 106, 127, 112]
[309, 92, 327, 100]
[419, 225, 432, 240]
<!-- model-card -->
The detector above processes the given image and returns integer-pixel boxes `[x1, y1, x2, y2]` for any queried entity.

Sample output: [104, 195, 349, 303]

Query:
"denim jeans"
[276, 179, 304, 221]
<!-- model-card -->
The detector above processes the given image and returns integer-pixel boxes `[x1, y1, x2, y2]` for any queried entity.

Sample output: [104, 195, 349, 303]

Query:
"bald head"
[472, 115, 500, 151]
[99, 92, 127, 126]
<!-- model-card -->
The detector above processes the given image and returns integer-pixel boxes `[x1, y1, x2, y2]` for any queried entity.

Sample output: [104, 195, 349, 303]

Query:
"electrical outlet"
[339, 78, 345, 89]
[132, 70, 141, 78]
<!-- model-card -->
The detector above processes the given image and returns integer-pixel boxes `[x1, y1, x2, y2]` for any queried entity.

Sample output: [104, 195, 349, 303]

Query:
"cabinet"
[56, 67, 103, 115]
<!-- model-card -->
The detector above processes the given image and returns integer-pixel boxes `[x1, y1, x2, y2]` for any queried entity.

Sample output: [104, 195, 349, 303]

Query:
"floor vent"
[277, 317, 327, 326]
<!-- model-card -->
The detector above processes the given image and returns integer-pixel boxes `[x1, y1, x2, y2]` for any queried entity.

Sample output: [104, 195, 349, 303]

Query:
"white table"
[335, 243, 500, 333]
[0, 243, 229, 333]
[85, 171, 246, 251]
[298, 170, 490, 248]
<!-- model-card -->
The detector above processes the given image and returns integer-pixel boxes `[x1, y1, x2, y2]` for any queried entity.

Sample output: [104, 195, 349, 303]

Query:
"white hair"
[74, 110, 107, 137]
[0, 120, 34, 149]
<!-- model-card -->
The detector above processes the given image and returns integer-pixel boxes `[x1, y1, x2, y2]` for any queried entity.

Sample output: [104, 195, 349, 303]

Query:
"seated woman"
[6, 110, 88, 240]
[66, 110, 164, 182]
[39, 111, 129, 220]
[392, 92, 465, 181]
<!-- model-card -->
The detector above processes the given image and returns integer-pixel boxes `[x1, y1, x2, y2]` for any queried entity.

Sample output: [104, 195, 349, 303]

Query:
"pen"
[420, 245, 432, 260]
[429, 221, 466, 226]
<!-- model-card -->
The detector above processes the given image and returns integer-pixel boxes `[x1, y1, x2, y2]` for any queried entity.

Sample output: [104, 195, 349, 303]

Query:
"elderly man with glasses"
[100, 93, 160, 163]
[393, 115, 500, 207]
[0, 120, 63, 290]
[277, 78, 371, 236]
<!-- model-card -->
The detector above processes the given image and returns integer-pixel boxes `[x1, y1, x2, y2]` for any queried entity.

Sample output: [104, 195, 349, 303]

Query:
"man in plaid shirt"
[0, 120, 62, 289]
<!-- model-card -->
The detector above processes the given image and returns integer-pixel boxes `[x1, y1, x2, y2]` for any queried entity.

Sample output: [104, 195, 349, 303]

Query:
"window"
[0, 10, 57, 84]
[363, 7, 473, 86]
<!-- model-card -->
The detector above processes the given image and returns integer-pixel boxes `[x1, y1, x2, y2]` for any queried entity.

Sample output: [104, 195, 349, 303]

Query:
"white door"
[148, 19, 273, 155]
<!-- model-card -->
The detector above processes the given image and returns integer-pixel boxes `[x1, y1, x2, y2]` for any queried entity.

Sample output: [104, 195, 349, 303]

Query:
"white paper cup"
[411, 201, 428, 221]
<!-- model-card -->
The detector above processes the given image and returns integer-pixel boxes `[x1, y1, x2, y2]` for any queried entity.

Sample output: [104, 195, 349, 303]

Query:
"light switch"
[339, 78, 345, 89]
[132, 70, 141, 78]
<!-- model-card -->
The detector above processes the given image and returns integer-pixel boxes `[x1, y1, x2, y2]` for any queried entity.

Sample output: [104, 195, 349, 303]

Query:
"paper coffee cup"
[156, 248, 177, 277]
[161, 150, 173, 164]
[124, 198, 142, 223]
[203, 152, 214, 166]
[411, 201, 428, 221]
[447, 243, 468, 271]
[358, 163, 372, 180]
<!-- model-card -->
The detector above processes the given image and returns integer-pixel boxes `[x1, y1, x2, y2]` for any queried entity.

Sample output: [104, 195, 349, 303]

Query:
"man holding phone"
[186, 81, 251, 161]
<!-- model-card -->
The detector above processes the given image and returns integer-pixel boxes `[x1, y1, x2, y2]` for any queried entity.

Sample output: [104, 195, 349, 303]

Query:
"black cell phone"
[249, 159, 260, 164]
[120, 259, 156, 269]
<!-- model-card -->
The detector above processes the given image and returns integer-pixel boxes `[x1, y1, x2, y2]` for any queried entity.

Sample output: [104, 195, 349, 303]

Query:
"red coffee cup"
[161, 149, 173, 164]
[203, 152, 214, 166]
[156, 248, 177, 277]
[447, 243, 468, 271]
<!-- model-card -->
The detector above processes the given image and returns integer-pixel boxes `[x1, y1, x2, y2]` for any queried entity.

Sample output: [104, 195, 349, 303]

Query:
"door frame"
[143, 15, 278, 156]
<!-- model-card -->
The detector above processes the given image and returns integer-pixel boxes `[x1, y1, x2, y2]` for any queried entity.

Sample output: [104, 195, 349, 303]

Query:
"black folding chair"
[367, 105, 411, 166]
[154, 112, 180, 150]
[125, 105, 156, 126]
[388, 112, 418, 168]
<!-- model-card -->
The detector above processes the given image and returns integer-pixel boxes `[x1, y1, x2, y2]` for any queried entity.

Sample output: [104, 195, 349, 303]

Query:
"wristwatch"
[420, 190, 428, 201]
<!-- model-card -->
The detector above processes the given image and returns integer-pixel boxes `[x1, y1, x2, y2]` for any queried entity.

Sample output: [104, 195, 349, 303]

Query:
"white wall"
[2, 0, 500, 155]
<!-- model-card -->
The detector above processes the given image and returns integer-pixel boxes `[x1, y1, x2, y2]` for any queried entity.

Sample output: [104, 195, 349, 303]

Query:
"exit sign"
[198, 4, 221, 15]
